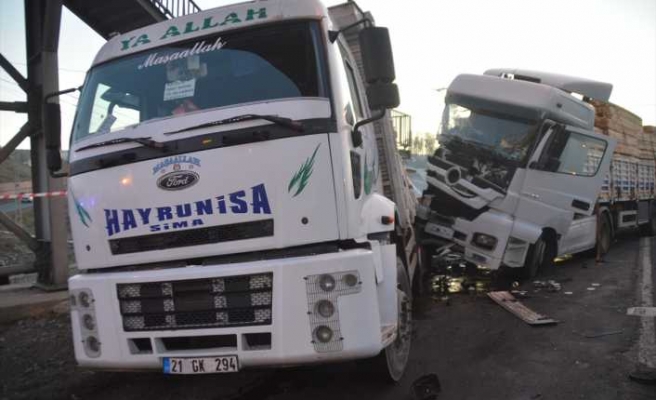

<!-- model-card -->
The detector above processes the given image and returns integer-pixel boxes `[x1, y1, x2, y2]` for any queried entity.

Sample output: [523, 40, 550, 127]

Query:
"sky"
[0, 0, 654, 150]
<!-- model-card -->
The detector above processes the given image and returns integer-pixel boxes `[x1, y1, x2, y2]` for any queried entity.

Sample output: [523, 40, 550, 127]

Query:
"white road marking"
[636, 237, 656, 368]
[628, 307, 656, 317]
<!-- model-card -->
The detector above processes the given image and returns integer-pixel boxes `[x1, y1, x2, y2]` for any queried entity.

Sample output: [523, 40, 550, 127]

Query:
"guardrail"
[149, 0, 201, 19]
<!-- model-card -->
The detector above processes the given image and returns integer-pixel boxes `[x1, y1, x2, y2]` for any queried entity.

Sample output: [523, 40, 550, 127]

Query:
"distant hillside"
[0, 149, 31, 184]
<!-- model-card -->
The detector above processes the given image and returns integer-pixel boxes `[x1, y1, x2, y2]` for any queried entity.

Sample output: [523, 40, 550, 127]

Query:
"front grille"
[117, 273, 273, 332]
[109, 219, 274, 255]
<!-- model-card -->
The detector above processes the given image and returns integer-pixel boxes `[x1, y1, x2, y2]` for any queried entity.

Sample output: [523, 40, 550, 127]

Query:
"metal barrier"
[150, 0, 201, 19]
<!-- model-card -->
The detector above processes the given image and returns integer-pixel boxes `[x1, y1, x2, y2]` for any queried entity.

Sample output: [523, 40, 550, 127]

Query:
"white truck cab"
[420, 69, 617, 277]
[48, 0, 416, 381]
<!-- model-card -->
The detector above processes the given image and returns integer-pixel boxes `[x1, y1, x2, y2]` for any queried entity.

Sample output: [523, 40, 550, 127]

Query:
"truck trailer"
[44, 0, 420, 381]
[417, 69, 622, 278]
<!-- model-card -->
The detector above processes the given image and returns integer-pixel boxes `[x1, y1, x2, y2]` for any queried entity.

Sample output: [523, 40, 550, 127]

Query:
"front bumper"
[419, 206, 515, 269]
[69, 248, 384, 370]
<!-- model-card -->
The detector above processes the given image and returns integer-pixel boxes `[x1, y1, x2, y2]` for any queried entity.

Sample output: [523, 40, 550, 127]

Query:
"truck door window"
[538, 130, 607, 176]
[87, 83, 141, 134]
[334, 45, 360, 126]
[338, 43, 364, 119]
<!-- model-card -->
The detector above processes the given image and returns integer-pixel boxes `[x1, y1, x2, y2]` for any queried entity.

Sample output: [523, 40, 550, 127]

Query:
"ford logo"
[157, 171, 199, 191]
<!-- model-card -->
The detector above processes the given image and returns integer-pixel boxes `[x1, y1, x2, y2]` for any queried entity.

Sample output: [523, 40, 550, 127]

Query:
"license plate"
[163, 355, 239, 374]
[425, 222, 454, 239]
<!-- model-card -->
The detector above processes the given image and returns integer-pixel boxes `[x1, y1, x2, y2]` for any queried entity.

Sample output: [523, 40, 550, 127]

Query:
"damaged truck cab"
[50, 0, 416, 381]
[420, 70, 617, 277]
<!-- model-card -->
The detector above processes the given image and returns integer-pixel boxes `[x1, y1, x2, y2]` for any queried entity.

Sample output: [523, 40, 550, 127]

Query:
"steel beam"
[0, 122, 34, 166]
[0, 53, 29, 93]
[24, 0, 68, 287]
[0, 101, 28, 113]
[0, 210, 38, 252]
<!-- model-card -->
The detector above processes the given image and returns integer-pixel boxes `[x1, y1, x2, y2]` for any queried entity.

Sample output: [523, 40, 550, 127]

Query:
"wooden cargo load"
[589, 100, 645, 159]
[588, 101, 656, 201]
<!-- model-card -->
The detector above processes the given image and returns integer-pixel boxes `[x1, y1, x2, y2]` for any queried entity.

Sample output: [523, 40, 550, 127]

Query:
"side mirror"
[359, 27, 399, 110]
[44, 102, 62, 172]
[359, 27, 395, 84]
[366, 82, 400, 110]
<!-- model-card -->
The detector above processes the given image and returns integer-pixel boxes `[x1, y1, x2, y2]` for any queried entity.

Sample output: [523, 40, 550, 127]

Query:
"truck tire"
[598, 214, 613, 255]
[372, 257, 412, 382]
[523, 236, 555, 279]
[640, 210, 656, 237]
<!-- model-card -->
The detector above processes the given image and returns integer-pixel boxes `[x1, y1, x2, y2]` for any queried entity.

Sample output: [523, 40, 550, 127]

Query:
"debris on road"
[629, 365, 656, 385]
[582, 330, 624, 339]
[587, 287, 597, 291]
[533, 280, 561, 292]
[487, 291, 558, 326]
[411, 373, 441, 400]
[627, 307, 656, 317]
[510, 290, 529, 299]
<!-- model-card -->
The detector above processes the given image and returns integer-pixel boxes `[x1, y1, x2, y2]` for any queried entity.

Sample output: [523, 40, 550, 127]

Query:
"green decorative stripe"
[72, 192, 92, 228]
[288, 144, 321, 197]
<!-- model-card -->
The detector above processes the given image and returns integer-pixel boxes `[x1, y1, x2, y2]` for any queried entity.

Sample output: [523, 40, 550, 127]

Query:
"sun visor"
[484, 69, 613, 101]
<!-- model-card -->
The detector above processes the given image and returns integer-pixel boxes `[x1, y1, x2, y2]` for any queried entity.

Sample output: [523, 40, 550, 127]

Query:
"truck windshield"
[72, 21, 326, 143]
[437, 103, 538, 188]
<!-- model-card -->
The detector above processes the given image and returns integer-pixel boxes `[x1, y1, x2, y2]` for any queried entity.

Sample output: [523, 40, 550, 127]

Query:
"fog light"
[78, 292, 91, 308]
[314, 325, 333, 343]
[318, 275, 336, 292]
[82, 314, 95, 330]
[315, 300, 335, 318]
[86, 335, 100, 352]
[343, 274, 358, 287]
[472, 233, 497, 250]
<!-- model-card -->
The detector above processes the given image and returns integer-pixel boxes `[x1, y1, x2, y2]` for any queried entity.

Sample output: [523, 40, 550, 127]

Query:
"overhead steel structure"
[0, 0, 200, 287]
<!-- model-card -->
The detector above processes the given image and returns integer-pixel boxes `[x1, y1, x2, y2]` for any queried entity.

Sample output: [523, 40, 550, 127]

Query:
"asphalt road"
[1, 234, 655, 400]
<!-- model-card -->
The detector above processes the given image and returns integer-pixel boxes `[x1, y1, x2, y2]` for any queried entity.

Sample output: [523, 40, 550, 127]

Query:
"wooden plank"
[487, 291, 558, 326]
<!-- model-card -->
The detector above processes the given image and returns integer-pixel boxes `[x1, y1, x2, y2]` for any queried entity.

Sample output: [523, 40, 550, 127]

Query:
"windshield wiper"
[76, 137, 167, 152]
[164, 114, 304, 136]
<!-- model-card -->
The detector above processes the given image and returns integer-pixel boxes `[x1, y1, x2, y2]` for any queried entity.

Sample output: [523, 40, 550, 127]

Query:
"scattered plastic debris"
[587, 287, 596, 291]
[583, 330, 623, 339]
[411, 373, 441, 400]
[534, 280, 561, 292]
[510, 290, 529, 299]
[564, 292, 573, 295]
[591, 283, 601, 287]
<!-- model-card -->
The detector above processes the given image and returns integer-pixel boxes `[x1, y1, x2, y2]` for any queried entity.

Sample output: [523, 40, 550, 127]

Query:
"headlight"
[82, 314, 95, 330]
[342, 274, 358, 288]
[314, 326, 333, 343]
[472, 233, 497, 250]
[78, 292, 91, 308]
[86, 336, 101, 353]
[318, 274, 336, 292]
[315, 300, 335, 318]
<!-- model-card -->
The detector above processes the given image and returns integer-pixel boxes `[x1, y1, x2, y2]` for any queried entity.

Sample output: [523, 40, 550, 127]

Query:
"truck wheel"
[412, 245, 429, 297]
[372, 257, 412, 382]
[523, 236, 554, 279]
[598, 214, 612, 254]
[640, 211, 656, 237]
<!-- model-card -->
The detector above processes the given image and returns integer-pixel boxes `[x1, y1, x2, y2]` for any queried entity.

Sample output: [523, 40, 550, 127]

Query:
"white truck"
[45, 0, 420, 381]
[418, 69, 623, 278]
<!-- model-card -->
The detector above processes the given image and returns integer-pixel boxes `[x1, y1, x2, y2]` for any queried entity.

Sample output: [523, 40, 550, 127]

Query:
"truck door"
[514, 124, 616, 237]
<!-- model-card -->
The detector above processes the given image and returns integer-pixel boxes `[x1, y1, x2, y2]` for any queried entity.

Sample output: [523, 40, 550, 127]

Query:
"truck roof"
[92, 0, 329, 67]
[484, 68, 613, 102]
[447, 74, 596, 130]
